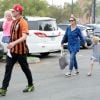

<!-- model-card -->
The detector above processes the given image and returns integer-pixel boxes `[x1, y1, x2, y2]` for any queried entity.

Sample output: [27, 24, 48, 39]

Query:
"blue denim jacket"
[61, 26, 85, 53]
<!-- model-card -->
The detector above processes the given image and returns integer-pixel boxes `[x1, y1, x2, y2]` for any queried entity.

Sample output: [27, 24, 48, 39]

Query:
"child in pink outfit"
[2, 10, 13, 57]
[3, 19, 12, 37]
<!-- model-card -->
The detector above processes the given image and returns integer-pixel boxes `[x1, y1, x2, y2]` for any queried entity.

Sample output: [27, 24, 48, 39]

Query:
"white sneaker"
[87, 72, 92, 76]
[73, 72, 79, 76]
[65, 72, 71, 77]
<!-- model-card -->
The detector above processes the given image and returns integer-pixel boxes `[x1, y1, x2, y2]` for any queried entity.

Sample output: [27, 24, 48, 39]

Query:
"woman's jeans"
[69, 52, 78, 71]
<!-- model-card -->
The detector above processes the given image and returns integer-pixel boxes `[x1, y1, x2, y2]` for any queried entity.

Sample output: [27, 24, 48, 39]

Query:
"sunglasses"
[69, 20, 74, 22]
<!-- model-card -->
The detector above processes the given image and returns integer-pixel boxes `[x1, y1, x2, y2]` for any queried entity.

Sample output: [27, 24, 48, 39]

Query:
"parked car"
[0, 16, 63, 56]
[86, 24, 100, 37]
[58, 23, 93, 48]
[0, 43, 4, 59]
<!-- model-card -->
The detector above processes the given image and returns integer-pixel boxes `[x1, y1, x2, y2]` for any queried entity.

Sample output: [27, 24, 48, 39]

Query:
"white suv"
[0, 16, 63, 56]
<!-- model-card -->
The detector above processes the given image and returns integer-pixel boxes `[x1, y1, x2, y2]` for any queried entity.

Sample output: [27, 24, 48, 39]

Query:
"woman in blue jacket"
[61, 16, 85, 76]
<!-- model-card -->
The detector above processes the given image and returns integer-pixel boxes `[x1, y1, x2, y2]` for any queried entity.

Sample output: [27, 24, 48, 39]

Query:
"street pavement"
[0, 49, 100, 100]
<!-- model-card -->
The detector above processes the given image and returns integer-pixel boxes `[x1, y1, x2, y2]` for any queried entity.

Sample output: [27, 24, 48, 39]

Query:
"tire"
[87, 39, 92, 46]
[82, 41, 93, 49]
[82, 44, 87, 49]
[82, 38, 92, 49]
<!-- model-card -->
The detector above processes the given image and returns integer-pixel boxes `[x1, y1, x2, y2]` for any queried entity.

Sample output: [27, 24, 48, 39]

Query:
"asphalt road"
[0, 49, 100, 100]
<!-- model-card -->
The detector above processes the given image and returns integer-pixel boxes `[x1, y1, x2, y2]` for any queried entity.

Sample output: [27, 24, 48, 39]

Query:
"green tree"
[47, 6, 64, 23]
[0, 0, 49, 17]
[78, 0, 92, 23]
[58, 2, 81, 23]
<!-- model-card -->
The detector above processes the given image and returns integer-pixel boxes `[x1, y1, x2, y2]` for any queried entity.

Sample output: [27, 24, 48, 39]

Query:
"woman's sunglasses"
[69, 20, 74, 22]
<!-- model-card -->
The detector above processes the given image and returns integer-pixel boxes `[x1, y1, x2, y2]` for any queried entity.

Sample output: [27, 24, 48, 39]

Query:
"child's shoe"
[0, 88, 7, 96]
[23, 85, 34, 93]
[87, 72, 92, 76]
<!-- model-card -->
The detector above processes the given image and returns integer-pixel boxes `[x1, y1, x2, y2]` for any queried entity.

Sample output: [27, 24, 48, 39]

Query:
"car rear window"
[28, 20, 57, 31]
[28, 21, 38, 30]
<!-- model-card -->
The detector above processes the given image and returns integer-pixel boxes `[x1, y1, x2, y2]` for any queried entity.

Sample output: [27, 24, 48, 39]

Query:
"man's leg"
[0, 55, 17, 96]
[18, 54, 34, 92]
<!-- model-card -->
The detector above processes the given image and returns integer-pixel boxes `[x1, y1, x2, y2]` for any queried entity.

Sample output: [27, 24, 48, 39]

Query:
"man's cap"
[12, 4, 24, 12]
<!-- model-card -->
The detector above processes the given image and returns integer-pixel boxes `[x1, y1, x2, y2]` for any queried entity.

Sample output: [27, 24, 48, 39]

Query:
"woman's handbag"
[59, 47, 68, 70]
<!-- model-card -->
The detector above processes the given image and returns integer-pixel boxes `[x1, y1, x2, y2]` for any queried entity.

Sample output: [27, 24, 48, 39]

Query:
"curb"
[0, 55, 40, 64]
[27, 56, 40, 64]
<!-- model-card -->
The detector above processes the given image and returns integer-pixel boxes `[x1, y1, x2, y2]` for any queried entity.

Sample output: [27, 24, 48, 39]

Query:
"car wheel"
[83, 41, 93, 49]
[87, 40, 93, 48]
[83, 38, 93, 49]
[82, 44, 87, 49]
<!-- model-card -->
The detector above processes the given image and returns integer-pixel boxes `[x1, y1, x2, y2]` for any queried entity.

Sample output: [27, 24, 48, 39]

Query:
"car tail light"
[34, 32, 47, 37]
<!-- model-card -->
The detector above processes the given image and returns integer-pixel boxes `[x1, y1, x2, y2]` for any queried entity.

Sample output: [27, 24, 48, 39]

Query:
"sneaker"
[23, 85, 34, 93]
[73, 71, 79, 76]
[0, 88, 7, 96]
[65, 72, 71, 77]
[87, 72, 92, 76]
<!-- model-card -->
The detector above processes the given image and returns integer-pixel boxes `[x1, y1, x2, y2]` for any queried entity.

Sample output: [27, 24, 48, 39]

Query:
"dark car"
[0, 20, 4, 59]
[58, 24, 93, 48]
[86, 24, 100, 37]
[0, 43, 4, 59]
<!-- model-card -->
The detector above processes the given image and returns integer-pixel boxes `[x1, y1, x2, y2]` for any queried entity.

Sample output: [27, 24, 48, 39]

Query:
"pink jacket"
[2, 20, 13, 36]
